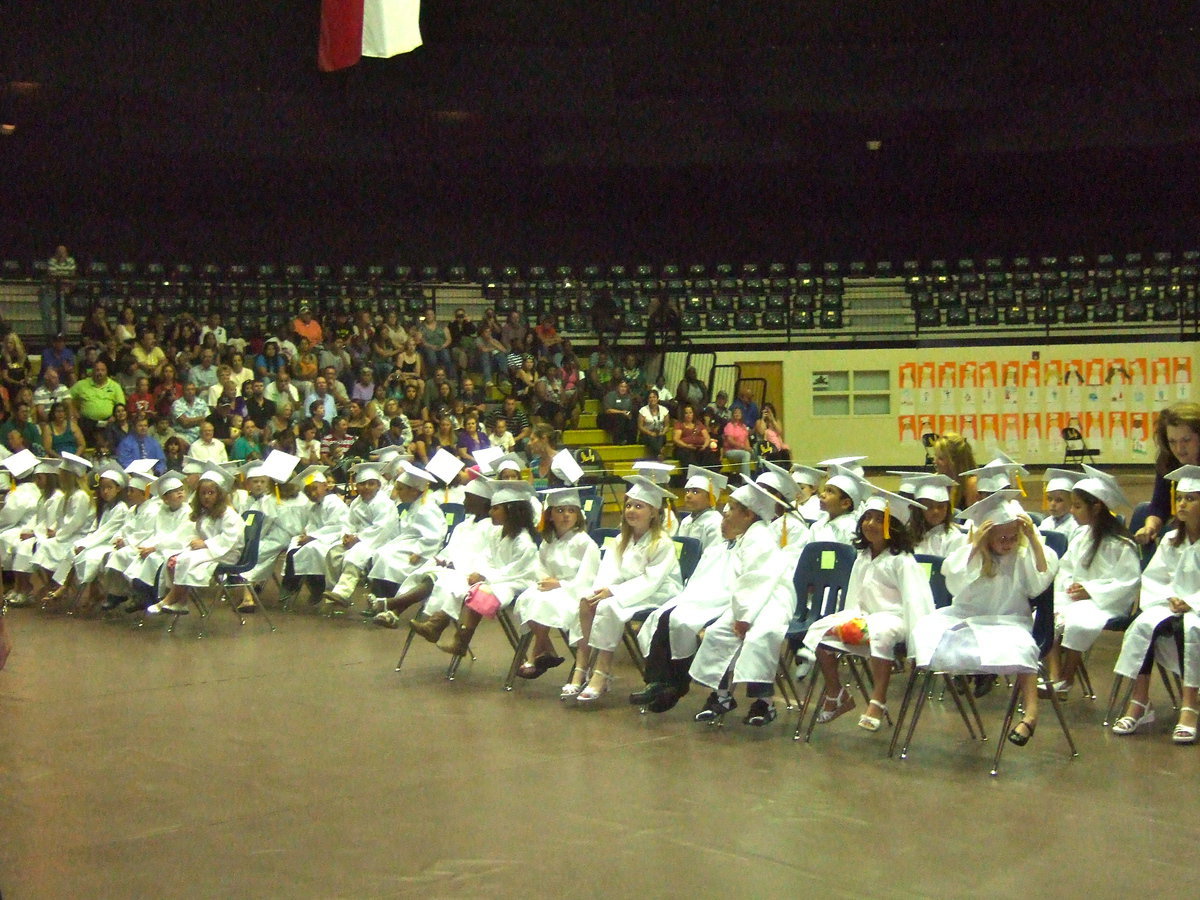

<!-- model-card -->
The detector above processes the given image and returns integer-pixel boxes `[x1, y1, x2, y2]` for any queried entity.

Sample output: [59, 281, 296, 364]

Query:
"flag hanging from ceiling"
[319, 0, 422, 72]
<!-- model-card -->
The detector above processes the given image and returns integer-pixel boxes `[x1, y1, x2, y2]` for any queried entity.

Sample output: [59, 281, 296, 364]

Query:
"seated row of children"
[3, 438, 1198, 745]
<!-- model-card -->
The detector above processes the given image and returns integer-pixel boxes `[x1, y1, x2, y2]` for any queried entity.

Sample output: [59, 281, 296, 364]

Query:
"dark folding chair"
[777, 542, 856, 726]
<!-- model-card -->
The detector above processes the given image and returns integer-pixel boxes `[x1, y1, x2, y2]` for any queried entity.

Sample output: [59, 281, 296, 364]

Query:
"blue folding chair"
[171, 510, 271, 637]
[782, 542, 856, 719]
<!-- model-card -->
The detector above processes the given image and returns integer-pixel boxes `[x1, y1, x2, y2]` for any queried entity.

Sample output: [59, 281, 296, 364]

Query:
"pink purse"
[464, 583, 500, 618]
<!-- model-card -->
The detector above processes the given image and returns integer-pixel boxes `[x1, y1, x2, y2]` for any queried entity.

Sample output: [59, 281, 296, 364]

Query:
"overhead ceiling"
[3, 1, 1200, 264]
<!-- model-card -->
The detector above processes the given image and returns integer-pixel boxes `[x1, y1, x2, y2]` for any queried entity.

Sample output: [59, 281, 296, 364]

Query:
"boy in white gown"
[280, 466, 351, 604]
[1039, 468, 1082, 543]
[321, 463, 401, 609]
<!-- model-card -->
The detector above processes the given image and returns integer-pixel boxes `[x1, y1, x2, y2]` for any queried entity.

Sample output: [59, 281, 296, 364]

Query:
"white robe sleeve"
[76, 503, 130, 551]
[397, 498, 449, 558]
[201, 508, 245, 561]
[1067, 535, 1141, 618]
[596, 533, 681, 611]
[308, 496, 351, 541]
[57, 492, 95, 542]
[731, 523, 797, 623]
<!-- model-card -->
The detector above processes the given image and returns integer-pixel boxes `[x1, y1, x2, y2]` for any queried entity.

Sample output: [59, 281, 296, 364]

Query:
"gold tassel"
[1172, 480, 1178, 515]
[274, 484, 281, 502]
[709, 487, 716, 506]
[444, 487, 449, 503]
[1015, 474, 1026, 497]
[883, 503, 891, 540]
[780, 515, 788, 547]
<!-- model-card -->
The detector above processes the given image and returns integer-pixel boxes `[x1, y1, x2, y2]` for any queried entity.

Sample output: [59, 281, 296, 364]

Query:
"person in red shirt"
[127, 376, 155, 420]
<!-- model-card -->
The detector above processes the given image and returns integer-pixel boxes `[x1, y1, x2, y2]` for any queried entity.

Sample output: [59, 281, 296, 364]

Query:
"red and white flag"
[319, 0, 422, 72]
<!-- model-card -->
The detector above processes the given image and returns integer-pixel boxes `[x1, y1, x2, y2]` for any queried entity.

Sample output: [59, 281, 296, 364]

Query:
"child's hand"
[1066, 582, 1091, 601]
[1169, 596, 1193, 615]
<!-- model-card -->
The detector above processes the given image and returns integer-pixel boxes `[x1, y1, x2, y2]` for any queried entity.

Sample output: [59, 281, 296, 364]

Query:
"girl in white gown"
[805, 486, 934, 732]
[908, 474, 968, 558]
[46, 464, 129, 609]
[911, 490, 1057, 747]
[1048, 466, 1140, 696]
[27, 452, 95, 605]
[1111, 465, 1200, 743]
[513, 485, 602, 679]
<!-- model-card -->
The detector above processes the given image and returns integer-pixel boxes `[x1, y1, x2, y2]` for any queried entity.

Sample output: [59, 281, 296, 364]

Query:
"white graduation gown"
[102, 498, 162, 590]
[367, 492, 448, 585]
[514, 529, 602, 633]
[337, 492, 400, 571]
[31, 491, 94, 572]
[287, 494, 351, 577]
[1039, 514, 1079, 543]
[577, 530, 683, 651]
[803, 548, 935, 660]
[165, 506, 245, 590]
[8, 492, 64, 573]
[1054, 527, 1141, 653]
[802, 511, 857, 547]
[55, 501, 130, 584]
[1113, 531, 1200, 682]
[677, 507, 724, 553]
[121, 503, 195, 589]
[636, 540, 735, 659]
[911, 534, 1057, 674]
[915, 523, 968, 558]
[689, 518, 799, 688]
[0, 482, 41, 535]
[423, 529, 539, 621]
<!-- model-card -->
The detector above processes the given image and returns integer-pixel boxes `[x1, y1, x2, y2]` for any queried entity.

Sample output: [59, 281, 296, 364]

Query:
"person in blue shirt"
[731, 384, 760, 430]
[115, 415, 166, 474]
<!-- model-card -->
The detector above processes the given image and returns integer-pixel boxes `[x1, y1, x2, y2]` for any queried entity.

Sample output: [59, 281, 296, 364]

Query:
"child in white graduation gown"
[563, 476, 682, 702]
[1111, 465, 1200, 743]
[687, 480, 798, 726]
[804, 488, 934, 732]
[148, 465, 245, 615]
[281, 466, 350, 601]
[912, 490, 1057, 747]
[513, 485, 601, 679]
[907, 474, 968, 558]
[1048, 467, 1140, 696]
[802, 465, 864, 547]
[27, 453, 94, 602]
[46, 465, 129, 608]
[1038, 468, 1082, 544]
[321, 462, 401, 608]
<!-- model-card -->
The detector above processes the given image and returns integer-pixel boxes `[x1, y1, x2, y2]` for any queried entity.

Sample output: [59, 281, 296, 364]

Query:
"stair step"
[564, 428, 608, 445]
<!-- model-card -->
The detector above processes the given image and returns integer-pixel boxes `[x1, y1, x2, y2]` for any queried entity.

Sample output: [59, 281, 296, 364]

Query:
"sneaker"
[146, 602, 166, 614]
[744, 698, 777, 727]
[373, 610, 401, 629]
[694, 692, 737, 722]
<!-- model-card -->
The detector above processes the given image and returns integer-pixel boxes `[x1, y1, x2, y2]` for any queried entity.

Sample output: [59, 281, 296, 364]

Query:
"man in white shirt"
[189, 421, 229, 464]
[263, 370, 300, 408]
[32, 367, 71, 423]
[199, 312, 228, 347]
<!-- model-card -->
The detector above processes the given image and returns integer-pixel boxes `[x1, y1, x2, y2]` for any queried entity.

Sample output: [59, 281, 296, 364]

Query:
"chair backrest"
[1040, 528, 1069, 559]
[578, 486, 603, 530]
[792, 541, 857, 620]
[914, 553, 952, 609]
[222, 509, 265, 573]
[589, 527, 620, 550]
[1061, 426, 1084, 443]
[440, 503, 466, 533]
[673, 535, 702, 582]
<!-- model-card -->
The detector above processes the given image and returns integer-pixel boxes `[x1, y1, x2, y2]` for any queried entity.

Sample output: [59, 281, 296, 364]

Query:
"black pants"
[1139, 616, 1185, 675]
[643, 608, 695, 690]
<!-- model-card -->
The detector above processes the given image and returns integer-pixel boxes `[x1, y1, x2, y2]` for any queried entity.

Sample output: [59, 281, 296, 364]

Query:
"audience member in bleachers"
[721, 406, 753, 478]
[115, 415, 165, 473]
[638, 389, 671, 461]
[599, 378, 637, 445]
[69, 360, 124, 442]
[39, 332, 76, 384]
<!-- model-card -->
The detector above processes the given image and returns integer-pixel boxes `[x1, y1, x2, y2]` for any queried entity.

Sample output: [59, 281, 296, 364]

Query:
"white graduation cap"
[1, 449, 38, 479]
[96, 464, 128, 489]
[1167, 464, 1200, 496]
[1043, 467, 1084, 495]
[397, 460, 438, 490]
[539, 485, 583, 509]
[958, 489, 1027, 529]
[886, 470, 928, 496]
[150, 474, 185, 497]
[472, 445, 505, 474]
[962, 454, 1030, 495]
[730, 479, 782, 522]
[684, 465, 728, 503]
[256, 450, 300, 484]
[791, 464, 825, 488]
[426, 448, 465, 486]
[199, 462, 235, 492]
[124, 458, 159, 477]
[292, 465, 329, 487]
[825, 464, 868, 506]
[349, 462, 383, 485]
[908, 473, 958, 504]
[859, 483, 926, 529]
[819, 455, 867, 478]
[127, 472, 154, 491]
[1075, 464, 1129, 511]
[488, 478, 537, 507]
[623, 474, 676, 507]
[182, 456, 208, 475]
[370, 445, 405, 464]
[57, 451, 91, 477]
[550, 448, 585, 486]
[464, 477, 495, 500]
[632, 460, 674, 485]
[34, 457, 61, 475]
[492, 452, 526, 475]
[756, 459, 798, 503]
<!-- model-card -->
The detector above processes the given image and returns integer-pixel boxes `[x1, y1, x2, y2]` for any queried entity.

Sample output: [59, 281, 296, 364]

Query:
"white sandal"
[1173, 706, 1198, 744]
[858, 699, 888, 732]
[1112, 698, 1155, 735]
[816, 686, 855, 724]
[560, 667, 587, 700]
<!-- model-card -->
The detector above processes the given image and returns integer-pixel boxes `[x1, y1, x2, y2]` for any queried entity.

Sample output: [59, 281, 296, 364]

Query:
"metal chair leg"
[889, 665, 923, 758]
[989, 678, 1023, 777]
[1043, 664, 1079, 759]
[899, 670, 936, 759]
[1159, 663, 1181, 709]
[395, 628, 419, 672]
[958, 678, 988, 740]
[1076, 657, 1096, 700]
[941, 674, 978, 741]
[505, 632, 535, 691]
[794, 664, 823, 741]
[1103, 673, 1128, 726]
